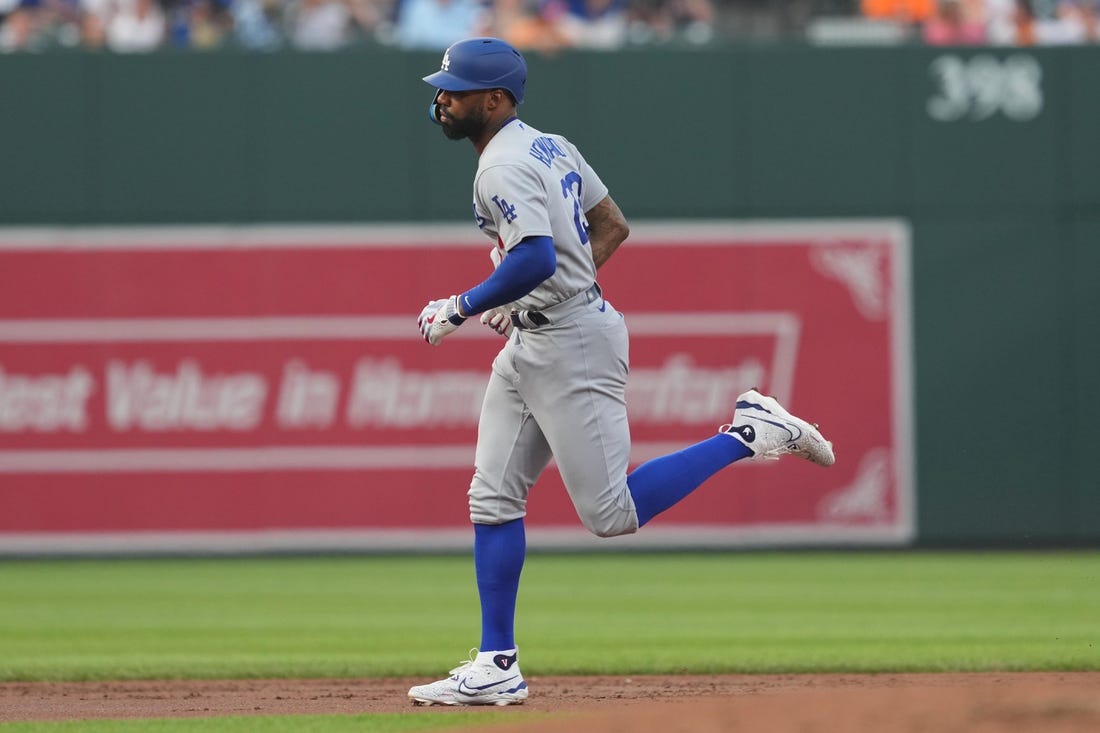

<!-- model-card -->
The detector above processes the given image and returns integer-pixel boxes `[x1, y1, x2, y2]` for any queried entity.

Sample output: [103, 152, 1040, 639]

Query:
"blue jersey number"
[560, 171, 589, 246]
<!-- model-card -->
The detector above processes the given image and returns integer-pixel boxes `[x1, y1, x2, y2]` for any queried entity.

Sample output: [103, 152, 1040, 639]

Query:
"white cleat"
[408, 649, 528, 706]
[722, 389, 835, 467]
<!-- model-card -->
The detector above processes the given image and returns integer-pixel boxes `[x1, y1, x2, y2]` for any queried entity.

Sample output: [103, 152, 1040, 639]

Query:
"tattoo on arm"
[585, 195, 630, 270]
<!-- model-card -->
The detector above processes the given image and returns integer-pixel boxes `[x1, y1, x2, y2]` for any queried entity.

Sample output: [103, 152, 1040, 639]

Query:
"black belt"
[510, 309, 550, 329]
[510, 283, 600, 330]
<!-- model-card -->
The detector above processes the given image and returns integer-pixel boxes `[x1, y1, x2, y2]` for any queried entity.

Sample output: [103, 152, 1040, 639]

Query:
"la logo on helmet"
[441, 51, 450, 71]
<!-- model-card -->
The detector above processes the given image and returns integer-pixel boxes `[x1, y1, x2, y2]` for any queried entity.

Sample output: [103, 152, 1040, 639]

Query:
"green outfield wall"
[1, 47, 1097, 546]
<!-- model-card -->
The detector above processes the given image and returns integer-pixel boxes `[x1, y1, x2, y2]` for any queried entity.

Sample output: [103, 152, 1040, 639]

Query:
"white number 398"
[927, 54, 1043, 122]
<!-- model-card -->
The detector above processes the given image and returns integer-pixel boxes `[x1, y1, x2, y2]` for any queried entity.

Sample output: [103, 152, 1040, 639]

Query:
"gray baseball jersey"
[472, 119, 608, 312]
[466, 117, 639, 538]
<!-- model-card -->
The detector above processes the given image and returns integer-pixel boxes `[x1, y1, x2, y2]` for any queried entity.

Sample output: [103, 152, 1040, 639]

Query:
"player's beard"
[440, 105, 488, 141]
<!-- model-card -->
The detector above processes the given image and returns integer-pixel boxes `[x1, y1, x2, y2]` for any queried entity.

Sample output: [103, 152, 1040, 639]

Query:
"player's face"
[435, 89, 490, 141]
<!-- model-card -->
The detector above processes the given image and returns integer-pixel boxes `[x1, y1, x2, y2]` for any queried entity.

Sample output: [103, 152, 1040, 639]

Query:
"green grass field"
[2, 551, 1098, 731]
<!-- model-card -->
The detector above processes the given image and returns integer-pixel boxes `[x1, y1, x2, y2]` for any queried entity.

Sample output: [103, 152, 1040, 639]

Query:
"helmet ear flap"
[428, 90, 443, 125]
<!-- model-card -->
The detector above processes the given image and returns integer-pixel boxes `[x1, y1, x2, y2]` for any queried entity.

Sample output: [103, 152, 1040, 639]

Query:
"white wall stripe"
[0, 313, 796, 342]
[0, 523, 911, 556]
[0, 220, 910, 251]
[0, 442, 723, 473]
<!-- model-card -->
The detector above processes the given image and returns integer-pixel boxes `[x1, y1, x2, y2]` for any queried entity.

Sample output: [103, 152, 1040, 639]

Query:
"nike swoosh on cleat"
[746, 415, 799, 441]
[458, 675, 521, 695]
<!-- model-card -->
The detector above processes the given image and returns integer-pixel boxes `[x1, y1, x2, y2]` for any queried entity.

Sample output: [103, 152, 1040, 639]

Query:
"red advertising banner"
[0, 222, 912, 553]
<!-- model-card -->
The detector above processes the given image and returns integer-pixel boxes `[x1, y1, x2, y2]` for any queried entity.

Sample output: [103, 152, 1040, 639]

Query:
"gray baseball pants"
[467, 285, 640, 537]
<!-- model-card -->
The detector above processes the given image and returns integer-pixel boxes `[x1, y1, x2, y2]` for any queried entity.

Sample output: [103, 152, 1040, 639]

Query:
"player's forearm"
[586, 195, 629, 270]
[458, 235, 556, 316]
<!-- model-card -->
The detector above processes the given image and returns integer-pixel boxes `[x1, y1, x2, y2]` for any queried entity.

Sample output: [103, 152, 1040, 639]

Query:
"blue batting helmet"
[423, 37, 527, 105]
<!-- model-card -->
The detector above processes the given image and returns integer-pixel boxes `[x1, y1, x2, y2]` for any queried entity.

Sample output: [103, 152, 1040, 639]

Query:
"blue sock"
[627, 434, 753, 527]
[474, 518, 525, 652]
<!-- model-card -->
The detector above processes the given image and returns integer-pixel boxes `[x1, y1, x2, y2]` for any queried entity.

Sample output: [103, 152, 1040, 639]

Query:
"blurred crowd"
[1, 0, 1096, 52]
[865, 0, 1098, 44]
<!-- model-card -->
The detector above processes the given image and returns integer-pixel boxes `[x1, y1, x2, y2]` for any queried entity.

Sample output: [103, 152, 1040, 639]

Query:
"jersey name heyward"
[529, 137, 567, 167]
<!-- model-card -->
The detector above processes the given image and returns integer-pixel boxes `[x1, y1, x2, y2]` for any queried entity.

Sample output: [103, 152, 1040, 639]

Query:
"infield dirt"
[3, 673, 1099, 732]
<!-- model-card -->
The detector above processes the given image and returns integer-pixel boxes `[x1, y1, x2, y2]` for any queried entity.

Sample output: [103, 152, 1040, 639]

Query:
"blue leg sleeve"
[474, 518, 526, 651]
[627, 434, 752, 527]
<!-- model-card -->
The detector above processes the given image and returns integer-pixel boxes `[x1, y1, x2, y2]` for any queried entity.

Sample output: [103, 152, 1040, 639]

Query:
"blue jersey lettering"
[560, 171, 589, 245]
[473, 203, 489, 229]
[492, 195, 518, 224]
[528, 136, 567, 168]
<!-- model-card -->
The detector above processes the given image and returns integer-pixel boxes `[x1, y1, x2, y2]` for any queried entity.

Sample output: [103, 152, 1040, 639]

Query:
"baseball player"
[410, 37, 835, 706]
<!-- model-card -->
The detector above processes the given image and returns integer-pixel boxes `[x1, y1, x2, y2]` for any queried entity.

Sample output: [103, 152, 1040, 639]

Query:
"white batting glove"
[480, 306, 514, 338]
[418, 296, 467, 346]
